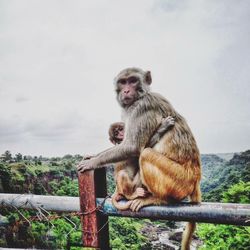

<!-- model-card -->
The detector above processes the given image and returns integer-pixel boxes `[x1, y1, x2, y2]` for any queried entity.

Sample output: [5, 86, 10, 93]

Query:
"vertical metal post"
[78, 170, 98, 248]
[78, 168, 110, 249]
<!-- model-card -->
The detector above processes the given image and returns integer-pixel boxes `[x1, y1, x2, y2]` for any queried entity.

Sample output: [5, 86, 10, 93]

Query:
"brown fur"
[112, 160, 143, 210]
[116, 68, 202, 250]
[77, 67, 201, 250]
[109, 119, 174, 210]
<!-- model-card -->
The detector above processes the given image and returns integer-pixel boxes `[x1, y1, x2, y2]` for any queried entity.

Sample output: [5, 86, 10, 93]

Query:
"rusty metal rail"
[1, 169, 250, 249]
[1, 193, 249, 227]
[1, 194, 249, 227]
[96, 198, 250, 226]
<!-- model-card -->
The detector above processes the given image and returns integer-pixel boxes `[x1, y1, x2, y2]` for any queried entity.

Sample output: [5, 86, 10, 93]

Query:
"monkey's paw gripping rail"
[0, 169, 249, 250]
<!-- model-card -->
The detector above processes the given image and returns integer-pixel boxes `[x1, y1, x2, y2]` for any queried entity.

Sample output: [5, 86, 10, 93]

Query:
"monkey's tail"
[111, 194, 133, 211]
[181, 222, 196, 250]
[181, 182, 201, 250]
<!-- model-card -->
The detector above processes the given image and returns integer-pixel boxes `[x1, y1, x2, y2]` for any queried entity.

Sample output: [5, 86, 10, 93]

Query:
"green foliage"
[0, 163, 11, 192]
[106, 167, 116, 194]
[33, 182, 47, 194]
[0, 151, 83, 249]
[198, 179, 250, 249]
[1, 149, 249, 249]
[222, 181, 250, 204]
[31, 222, 50, 248]
[109, 217, 146, 250]
[1, 150, 12, 162]
[70, 230, 82, 248]
[198, 224, 250, 250]
[49, 178, 79, 196]
[201, 152, 250, 202]
[14, 153, 23, 162]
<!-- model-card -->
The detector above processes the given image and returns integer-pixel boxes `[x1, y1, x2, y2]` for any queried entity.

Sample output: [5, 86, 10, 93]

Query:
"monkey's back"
[143, 93, 201, 169]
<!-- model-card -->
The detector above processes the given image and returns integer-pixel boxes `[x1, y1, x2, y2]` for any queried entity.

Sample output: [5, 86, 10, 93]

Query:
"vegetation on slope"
[0, 149, 249, 249]
[198, 151, 250, 249]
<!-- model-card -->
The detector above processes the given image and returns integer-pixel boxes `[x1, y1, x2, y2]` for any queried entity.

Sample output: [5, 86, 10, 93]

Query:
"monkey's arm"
[81, 145, 121, 161]
[77, 114, 160, 173]
[147, 116, 175, 148]
[77, 143, 139, 173]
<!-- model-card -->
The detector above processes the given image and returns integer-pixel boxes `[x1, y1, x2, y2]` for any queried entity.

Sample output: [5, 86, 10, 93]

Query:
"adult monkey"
[77, 68, 202, 250]
[109, 117, 175, 210]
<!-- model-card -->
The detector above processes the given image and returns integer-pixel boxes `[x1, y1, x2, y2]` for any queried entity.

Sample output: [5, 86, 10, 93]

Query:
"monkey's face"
[114, 125, 124, 143]
[109, 122, 125, 145]
[116, 75, 140, 107]
[115, 68, 152, 107]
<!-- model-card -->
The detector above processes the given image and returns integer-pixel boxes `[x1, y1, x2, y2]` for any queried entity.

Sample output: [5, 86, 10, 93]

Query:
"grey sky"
[0, 0, 249, 157]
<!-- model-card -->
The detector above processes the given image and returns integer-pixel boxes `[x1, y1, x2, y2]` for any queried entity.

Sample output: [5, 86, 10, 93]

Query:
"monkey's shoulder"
[139, 92, 175, 115]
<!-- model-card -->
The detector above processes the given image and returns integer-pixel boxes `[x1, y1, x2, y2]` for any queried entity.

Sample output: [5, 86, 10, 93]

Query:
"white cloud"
[0, 0, 249, 156]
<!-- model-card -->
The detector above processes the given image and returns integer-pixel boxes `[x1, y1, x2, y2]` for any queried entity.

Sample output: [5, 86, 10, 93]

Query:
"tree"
[1, 151, 12, 162]
[198, 181, 250, 249]
[15, 153, 23, 162]
[223, 181, 250, 204]
[0, 163, 12, 192]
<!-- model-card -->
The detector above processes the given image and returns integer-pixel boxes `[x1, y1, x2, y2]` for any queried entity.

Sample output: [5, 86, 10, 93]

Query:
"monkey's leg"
[129, 171, 149, 199]
[130, 148, 198, 211]
[112, 170, 141, 211]
[116, 170, 148, 200]
[139, 150, 201, 249]
[131, 170, 141, 188]
[115, 169, 135, 198]
[112, 187, 124, 201]
[112, 174, 132, 210]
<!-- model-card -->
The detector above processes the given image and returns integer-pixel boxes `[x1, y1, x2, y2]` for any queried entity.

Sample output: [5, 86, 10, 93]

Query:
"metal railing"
[1, 168, 250, 250]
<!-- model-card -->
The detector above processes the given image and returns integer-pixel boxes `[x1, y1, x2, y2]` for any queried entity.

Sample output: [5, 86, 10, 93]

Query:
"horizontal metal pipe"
[0, 194, 249, 226]
[0, 193, 80, 212]
[96, 198, 250, 226]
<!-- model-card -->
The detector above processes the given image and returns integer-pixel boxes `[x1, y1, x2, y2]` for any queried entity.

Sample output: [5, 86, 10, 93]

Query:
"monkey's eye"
[128, 77, 138, 84]
[118, 127, 123, 132]
[118, 79, 126, 85]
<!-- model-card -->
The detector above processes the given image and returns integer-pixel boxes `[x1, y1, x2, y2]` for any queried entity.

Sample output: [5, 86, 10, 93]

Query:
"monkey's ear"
[145, 71, 152, 85]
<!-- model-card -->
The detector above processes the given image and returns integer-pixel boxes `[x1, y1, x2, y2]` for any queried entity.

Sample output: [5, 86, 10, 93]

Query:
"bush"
[198, 224, 250, 250]
[109, 217, 146, 250]
[222, 181, 250, 204]
[198, 181, 250, 249]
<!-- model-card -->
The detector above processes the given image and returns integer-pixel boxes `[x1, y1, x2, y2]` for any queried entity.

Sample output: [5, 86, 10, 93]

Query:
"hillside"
[201, 150, 250, 201]
[0, 149, 249, 249]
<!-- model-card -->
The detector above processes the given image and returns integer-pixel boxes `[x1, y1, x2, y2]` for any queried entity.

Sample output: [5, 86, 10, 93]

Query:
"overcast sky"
[0, 0, 249, 157]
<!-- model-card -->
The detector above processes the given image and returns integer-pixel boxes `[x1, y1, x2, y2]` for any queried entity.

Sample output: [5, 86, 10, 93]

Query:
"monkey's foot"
[130, 197, 164, 212]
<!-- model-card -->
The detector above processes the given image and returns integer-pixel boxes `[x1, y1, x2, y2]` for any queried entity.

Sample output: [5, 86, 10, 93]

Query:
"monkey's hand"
[147, 116, 175, 148]
[82, 154, 95, 160]
[77, 158, 98, 173]
[159, 116, 175, 134]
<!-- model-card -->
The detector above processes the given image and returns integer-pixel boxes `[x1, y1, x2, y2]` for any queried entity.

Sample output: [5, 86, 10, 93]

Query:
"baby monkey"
[109, 116, 175, 210]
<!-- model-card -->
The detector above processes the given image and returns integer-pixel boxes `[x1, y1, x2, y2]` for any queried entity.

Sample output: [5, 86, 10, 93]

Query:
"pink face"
[117, 76, 139, 106]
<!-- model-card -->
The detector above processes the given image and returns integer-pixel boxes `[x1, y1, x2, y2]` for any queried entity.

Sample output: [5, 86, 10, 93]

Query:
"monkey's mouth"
[122, 96, 135, 106]
[122, 98, 132, 104]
